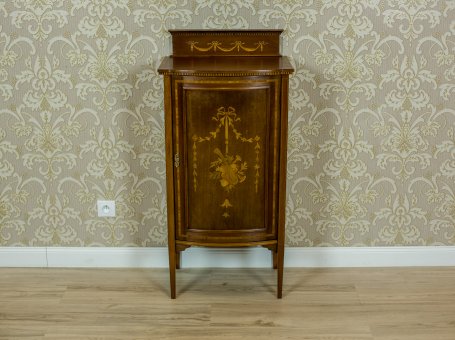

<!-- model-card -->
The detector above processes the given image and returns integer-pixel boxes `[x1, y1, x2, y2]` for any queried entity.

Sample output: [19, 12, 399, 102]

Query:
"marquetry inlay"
[158, 30, 293, 299]
[192, 106, 261, 219]
[187, 40, 268, 54]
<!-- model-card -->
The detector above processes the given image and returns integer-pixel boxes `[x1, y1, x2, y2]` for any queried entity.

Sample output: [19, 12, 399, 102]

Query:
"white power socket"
[97, 200, 116, 217]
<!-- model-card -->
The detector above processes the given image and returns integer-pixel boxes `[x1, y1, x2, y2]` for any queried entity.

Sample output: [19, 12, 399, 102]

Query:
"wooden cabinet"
[158, 30, 294, 298]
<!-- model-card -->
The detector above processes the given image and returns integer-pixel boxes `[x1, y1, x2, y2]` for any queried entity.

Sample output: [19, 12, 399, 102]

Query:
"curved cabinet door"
[172, 77, 283, 244]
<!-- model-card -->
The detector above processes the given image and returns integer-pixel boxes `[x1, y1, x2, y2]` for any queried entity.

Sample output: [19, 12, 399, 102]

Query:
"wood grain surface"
[158, 30, 294, 299]
[1, 267, 455, 339]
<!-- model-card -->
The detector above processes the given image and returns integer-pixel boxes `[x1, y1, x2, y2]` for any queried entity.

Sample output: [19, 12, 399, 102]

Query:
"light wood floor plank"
[1, 267, 455, 339]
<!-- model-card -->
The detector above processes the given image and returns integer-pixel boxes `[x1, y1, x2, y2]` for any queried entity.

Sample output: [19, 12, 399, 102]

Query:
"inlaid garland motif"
[192, 106, 260, 218]
[187, 40, 267, 53]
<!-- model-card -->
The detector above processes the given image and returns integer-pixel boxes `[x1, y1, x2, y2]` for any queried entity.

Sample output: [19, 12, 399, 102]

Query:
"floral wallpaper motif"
[0, 0, 454, 247]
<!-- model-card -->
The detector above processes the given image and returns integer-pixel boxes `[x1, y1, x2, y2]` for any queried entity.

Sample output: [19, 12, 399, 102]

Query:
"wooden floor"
[1, 267, 455, 339]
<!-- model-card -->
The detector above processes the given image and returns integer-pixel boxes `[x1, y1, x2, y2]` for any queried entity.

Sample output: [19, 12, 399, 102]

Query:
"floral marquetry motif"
[192, 106, 260, 194]
[187, 40, 268, 54]
[209, 148, 248, 192]
[170, 30, 281, 56]
[192, 105, 261, 221]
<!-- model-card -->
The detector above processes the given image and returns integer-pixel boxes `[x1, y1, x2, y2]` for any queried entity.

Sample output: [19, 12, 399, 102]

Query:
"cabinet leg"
[169, 249, 176, 299]
[272, 251, 277, 269]
[277, 263, 283, 298]
[176, 250, 181, 269]
[276, 246, 284, 299]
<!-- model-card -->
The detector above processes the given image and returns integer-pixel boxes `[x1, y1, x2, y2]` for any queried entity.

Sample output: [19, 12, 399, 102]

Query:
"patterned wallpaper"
[0, 0, 454, 247]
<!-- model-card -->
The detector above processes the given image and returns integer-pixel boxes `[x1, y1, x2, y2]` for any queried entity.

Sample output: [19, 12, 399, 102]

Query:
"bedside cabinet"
[158, 30, 294, 298]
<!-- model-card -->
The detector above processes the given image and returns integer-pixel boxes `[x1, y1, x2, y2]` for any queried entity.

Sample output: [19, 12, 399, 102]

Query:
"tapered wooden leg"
[272, 250, 278, 269]
[175, 250, 181, 269]
[169, 248, 176, 299]
[276, 245, 284, 299]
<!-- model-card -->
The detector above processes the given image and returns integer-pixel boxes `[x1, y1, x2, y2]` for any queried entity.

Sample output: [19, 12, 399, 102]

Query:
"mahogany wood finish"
[169, 29, 282, 57]
[158, 30, 294, 298]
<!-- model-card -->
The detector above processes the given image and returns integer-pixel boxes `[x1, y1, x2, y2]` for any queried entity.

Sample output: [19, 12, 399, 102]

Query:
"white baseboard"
[0, 246, 455, 268]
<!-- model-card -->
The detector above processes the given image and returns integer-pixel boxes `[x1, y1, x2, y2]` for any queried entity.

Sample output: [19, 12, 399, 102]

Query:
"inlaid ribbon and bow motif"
[192, 106, 260, 218]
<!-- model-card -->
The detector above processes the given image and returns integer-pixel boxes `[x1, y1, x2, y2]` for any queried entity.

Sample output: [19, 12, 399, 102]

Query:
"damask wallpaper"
[0, 0, 454, 247]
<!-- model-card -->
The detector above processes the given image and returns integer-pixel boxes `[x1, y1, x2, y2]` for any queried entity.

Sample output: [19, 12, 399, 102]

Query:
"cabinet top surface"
[157, 56, 294, 76]
[168, 29, 283, 34]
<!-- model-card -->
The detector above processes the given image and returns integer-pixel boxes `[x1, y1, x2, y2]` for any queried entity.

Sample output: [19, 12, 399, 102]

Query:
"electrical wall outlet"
[97, 200, 116, 217]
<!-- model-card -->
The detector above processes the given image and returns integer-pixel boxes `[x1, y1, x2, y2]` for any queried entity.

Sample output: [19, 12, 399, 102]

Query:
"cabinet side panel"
[164, 75, 176, 242]
[164, 75, 176, 298]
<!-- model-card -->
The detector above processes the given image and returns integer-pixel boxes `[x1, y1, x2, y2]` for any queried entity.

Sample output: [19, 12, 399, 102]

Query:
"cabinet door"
[173, 78, 282, 244]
